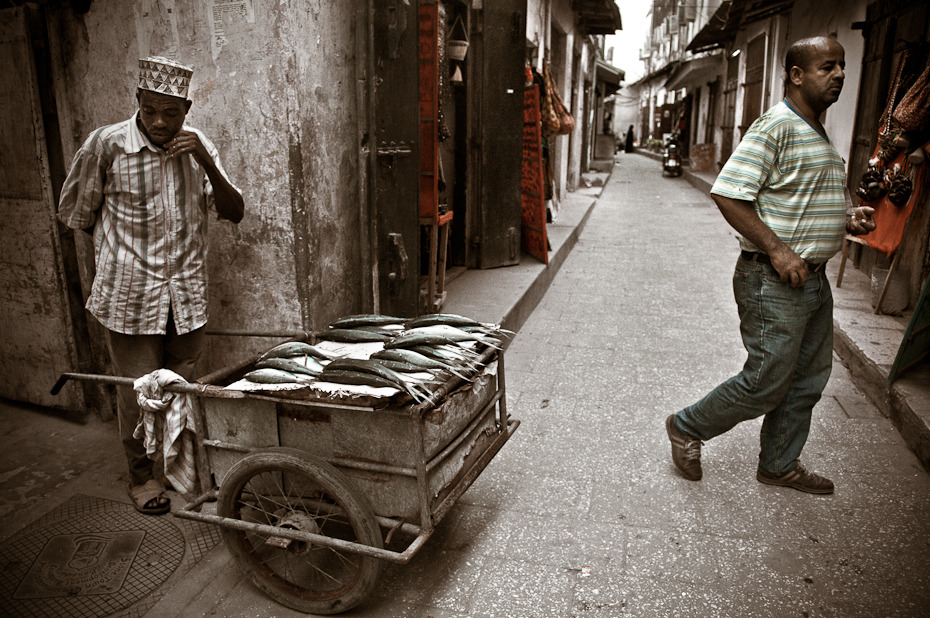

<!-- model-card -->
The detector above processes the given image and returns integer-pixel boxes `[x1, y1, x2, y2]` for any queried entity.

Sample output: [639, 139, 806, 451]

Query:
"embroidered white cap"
[138, 56, 193, 98]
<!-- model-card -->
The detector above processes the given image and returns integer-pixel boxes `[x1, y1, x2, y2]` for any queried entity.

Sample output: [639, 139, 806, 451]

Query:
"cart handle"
[204, 329, 311, 339]
[50, 372, 244, 398]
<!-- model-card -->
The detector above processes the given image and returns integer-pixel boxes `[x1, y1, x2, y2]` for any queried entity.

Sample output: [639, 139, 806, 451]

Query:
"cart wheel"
[217, 447, 383, 615]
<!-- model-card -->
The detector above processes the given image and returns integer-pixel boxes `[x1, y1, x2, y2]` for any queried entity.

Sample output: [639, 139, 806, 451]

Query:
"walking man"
[58, 57, 244, 514]
[665, 36, 875, 494]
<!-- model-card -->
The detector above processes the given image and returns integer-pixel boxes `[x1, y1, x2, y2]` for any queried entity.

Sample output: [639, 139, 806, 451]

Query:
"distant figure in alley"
[665, 36, 876, 493]
[58, 57, 244, 515]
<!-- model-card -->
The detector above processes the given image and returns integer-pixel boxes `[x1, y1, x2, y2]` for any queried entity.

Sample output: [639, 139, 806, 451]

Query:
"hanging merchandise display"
[447, 13, 467, 86]
[437, 5, 451, 142]
[875, 50, 910, 163]
[556, 90, 575, 135]
[540, 60, 561, 138]
[863, 142, 928, 257]
[892, 56, 930, 135]
[885, 163, 913, 206]
[856, 45, 930, 257]
[521, 65, 548, 264]
[541, 60, 574, 136]
[856, 161, 886, 202]
[530, 65, 555, 201]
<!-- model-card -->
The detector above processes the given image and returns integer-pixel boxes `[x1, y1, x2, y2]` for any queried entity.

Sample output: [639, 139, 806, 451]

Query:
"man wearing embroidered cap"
[58, 56, 244, 515]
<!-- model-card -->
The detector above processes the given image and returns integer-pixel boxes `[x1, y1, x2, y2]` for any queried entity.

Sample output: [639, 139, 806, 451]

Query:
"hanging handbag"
[554, 85, 575, 135]
[543, 61, 575, 136]
[540, 61, 561, 138]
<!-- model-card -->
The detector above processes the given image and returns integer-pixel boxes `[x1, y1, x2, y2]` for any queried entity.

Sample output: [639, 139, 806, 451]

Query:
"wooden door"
[0, 7, 84, 411]
[739, 35, 766, 134]
[472, 0, 526, 269]
[720, 53, 740, 164]
[372, 0, 421, 316]
[847, 15, 891, 196]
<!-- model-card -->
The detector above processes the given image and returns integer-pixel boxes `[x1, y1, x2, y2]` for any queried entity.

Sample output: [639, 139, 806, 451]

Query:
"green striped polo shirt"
[711, 99, 848, 262]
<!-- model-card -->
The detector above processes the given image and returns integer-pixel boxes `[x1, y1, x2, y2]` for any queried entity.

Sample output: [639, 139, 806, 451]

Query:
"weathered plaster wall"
[526, 0, 548, 58]
[48, 0, 365, 375]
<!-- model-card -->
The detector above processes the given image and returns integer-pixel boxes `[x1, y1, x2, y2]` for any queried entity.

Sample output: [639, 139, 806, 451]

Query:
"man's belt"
[740, 250, 828, 273]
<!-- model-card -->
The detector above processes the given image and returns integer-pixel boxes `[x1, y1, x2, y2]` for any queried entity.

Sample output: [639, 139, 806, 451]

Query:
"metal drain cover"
[0, 495, 190, 617]
[14, 530, 147, 598]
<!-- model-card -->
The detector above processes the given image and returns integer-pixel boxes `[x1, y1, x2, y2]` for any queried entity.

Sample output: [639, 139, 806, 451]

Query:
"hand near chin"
[165, 131, 210, 165]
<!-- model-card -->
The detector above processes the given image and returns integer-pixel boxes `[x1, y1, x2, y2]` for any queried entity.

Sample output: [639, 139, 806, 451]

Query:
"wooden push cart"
[53, 334, 518, 614]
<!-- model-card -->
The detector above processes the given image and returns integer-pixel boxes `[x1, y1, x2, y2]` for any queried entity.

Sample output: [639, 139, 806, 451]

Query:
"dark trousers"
[105, 317, 205, 486]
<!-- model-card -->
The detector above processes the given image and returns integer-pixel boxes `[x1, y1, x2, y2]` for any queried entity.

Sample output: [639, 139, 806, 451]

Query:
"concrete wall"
[526, 0, 549, 53]
[47, 0, 367, 374]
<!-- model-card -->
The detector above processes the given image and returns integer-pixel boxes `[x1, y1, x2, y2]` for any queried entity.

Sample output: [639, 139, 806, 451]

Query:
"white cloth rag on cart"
[132, 369, 198, 497]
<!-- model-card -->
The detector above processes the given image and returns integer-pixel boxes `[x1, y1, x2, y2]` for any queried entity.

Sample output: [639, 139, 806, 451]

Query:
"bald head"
[784, 37, 843, 90]
[782, 36, 846, 116]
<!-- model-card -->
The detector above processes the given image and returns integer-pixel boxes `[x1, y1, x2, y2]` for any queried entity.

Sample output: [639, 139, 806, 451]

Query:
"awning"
[664, 54, 723, 91]
[629, 62, 675, 88]
[573, 0, 623, 35]
[596, 59, 624, 96]
[686, 0, 745, 53]
[687, 0, 794, 53]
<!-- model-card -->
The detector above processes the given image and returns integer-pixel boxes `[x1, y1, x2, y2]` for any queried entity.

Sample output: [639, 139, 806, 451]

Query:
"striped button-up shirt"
[711, 99, 848, 262]
[58, 113, 239, 335]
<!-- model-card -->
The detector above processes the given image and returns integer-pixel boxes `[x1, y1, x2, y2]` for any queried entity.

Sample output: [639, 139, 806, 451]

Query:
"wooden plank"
[418, 1, 439, 220]
[0, 8, 82, 411]
[373, 0, 421, 315]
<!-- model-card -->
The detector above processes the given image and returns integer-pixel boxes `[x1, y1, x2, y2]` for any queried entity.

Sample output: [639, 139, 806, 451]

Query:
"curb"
[444, 165, 610, 344]
[834, 323, 930, 470]
[500, 187, 600, 336]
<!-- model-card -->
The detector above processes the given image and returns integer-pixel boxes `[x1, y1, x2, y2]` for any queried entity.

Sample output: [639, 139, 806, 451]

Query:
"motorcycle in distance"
[662, 133, 683, 177]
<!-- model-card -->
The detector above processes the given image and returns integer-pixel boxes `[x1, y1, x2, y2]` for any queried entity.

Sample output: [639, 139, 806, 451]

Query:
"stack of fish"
[242, 313, 510, 403]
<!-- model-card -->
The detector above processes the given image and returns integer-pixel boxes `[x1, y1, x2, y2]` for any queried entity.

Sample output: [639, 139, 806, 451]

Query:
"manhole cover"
[0, 495, 193, 617]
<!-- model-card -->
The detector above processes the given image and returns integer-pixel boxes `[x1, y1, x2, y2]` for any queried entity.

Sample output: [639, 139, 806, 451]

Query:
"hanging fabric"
[892, 52, 930, 134]
[876, 50, 910, 162]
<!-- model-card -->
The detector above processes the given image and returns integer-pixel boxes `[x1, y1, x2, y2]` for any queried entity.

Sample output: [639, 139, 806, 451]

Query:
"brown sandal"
[129, 479, 171, 515]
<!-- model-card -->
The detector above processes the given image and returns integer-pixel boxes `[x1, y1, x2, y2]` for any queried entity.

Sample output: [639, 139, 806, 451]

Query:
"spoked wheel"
[217, 447, 383, 614]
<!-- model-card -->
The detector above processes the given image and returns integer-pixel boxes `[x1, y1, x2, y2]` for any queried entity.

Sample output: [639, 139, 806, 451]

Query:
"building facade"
[0, 0, 622, 415]
[630, 0, 930, 316]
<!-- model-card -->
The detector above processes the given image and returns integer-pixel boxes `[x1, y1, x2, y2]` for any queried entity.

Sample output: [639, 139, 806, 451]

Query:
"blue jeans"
[674, 256, 834, 476]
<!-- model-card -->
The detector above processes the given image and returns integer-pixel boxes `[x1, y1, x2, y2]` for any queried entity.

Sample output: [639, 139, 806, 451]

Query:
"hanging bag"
[543, 61, 575, 136]
[540, 60, 561, 138]
[554, 85, 575, 135]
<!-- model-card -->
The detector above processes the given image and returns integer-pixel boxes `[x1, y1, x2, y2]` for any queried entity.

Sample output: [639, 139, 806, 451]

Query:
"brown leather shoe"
[757, 463, 834, 494]
[666, 414, 703, 481]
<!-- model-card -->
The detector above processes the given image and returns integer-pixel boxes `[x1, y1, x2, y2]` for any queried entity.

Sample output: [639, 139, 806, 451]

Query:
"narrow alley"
[139, 152, 930, 616]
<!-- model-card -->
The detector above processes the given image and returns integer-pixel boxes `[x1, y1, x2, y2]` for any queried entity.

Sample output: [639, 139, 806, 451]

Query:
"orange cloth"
[861, 142, 928, 257]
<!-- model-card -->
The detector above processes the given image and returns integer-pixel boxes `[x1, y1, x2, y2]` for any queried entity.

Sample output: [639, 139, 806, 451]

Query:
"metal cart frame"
[53, 335, 518, 613]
